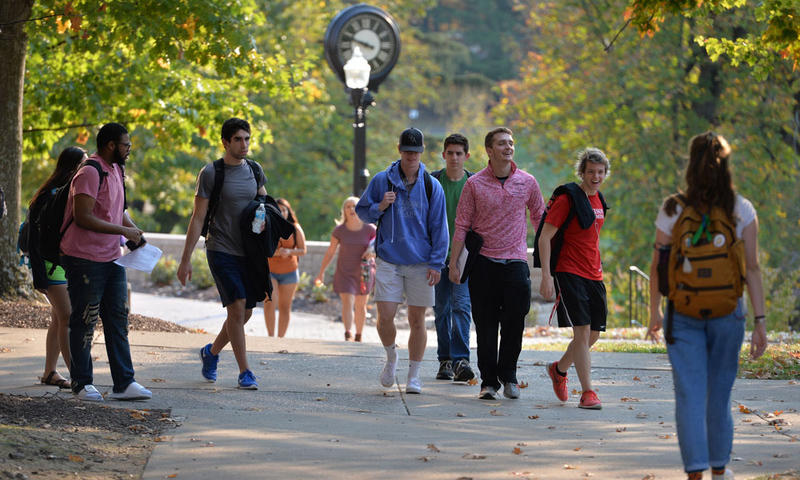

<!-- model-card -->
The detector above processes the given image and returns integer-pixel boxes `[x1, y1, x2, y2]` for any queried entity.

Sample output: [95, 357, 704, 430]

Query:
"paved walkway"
[0, 295, 797, 479]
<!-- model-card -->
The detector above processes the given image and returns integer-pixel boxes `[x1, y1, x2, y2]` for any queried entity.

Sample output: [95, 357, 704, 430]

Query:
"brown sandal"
[41, 371, 70, 389]
[344, 331, 353, 341]
[354, 333, 362, 342]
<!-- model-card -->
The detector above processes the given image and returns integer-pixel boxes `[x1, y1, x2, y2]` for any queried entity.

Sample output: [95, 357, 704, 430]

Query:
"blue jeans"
[667, 299, 746, 473]
[433, 265, 472, 362]
[62, 255, 136, 394]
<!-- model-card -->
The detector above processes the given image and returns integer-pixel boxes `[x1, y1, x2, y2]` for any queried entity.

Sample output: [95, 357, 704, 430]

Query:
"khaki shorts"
[374, 258, 435, 307]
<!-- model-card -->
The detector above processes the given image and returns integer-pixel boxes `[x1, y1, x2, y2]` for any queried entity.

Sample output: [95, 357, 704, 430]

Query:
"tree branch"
[0, 13, 82, 27]
[604, 18, 632, 52]
[23, 123, 97, 133]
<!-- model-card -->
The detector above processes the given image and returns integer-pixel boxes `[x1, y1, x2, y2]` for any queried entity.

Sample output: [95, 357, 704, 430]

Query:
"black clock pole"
[324, 4, 400, 198]
[350, 87, 371, 197]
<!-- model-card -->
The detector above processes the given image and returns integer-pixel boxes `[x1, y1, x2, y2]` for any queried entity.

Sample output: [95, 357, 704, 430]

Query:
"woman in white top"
[647, 132, 767, 480]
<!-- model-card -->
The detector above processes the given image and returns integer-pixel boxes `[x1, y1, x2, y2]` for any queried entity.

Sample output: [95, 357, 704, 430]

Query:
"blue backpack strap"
[201, 159, 226, 238]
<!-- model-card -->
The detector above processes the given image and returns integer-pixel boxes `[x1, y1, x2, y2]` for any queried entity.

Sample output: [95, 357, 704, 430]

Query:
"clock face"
[336, 13, 399, 78]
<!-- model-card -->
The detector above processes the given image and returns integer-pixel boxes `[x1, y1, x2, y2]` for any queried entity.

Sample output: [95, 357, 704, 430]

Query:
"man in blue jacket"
[356, 127, 449, 395]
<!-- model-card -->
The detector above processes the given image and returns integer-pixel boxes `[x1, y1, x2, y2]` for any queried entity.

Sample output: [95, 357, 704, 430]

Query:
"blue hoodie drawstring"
[389, 182, 395, 243]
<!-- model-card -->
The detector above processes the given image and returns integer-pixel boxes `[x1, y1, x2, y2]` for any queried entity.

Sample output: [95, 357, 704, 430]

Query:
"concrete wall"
[129, 233, 553, 325]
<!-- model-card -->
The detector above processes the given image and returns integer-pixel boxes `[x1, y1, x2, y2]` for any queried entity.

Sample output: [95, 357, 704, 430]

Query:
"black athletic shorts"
[554, 271, 607, 331]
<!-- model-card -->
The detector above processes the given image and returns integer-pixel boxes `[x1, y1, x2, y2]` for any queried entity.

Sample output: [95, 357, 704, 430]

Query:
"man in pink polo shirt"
[448, 127, 545, 401]
[61, 122, 151, 402]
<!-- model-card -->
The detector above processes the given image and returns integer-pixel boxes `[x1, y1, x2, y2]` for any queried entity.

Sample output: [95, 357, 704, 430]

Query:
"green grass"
[523, 327, 800, 380]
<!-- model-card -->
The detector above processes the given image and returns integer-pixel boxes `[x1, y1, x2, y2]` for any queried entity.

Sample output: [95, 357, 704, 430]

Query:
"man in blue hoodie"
[356, 127, 449, 395]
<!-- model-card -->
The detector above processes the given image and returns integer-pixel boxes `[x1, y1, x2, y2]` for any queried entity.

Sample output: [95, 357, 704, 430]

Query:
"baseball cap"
[399, 127, 425, 153]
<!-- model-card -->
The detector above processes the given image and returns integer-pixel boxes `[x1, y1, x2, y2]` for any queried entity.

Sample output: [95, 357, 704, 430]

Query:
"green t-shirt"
[437, 172, 469, 256]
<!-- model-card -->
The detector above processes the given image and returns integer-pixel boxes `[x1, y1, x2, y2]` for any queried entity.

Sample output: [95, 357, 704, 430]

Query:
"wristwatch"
[754, 315, 766, 324]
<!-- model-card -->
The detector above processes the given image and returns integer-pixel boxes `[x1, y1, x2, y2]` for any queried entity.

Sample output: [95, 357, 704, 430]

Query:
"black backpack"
[532, 182, 608, 273]
[35, 160, 107, 274]
[201, 158, 264, 238]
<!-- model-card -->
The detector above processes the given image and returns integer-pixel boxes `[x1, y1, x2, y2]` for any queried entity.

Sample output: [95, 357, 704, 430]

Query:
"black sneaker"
[436, 360, 454, 380]
[453, 359, 475, 382]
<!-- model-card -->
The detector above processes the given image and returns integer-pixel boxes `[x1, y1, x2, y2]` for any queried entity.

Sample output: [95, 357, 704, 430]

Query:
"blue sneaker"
[238, 369, 258, 390]
[200, 344, 219, 383]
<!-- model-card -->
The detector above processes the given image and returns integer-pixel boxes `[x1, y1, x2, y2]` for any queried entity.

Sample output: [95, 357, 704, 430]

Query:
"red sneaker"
[547, 362, 569, 402]
[579, 389, 602, 410]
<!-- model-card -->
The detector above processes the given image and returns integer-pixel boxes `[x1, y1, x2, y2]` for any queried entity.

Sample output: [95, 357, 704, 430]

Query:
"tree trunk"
[0, 1, 34, 299]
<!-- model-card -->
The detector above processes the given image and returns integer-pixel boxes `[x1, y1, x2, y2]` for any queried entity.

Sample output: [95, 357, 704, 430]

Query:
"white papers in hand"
[114, 243, 163, 274]
[456, 243, 468, 274]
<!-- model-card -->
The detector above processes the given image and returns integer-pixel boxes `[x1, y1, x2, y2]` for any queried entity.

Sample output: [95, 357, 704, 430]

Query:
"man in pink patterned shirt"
[448, 127, 545, 400]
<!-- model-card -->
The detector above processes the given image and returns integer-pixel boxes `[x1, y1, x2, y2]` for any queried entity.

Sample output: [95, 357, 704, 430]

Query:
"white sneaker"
[712, 469, 735, 480]
[380, 362, 396, 388]
[406, 377, 422, 394]
[109, 381, 152, 401]
[76, 385, 104, 402]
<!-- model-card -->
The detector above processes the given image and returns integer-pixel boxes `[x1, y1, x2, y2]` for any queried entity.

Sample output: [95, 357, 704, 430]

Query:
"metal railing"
[628, 266, 650, 327]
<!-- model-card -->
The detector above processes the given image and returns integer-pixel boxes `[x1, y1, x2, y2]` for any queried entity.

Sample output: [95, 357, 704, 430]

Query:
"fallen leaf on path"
[277, 349, 289, 354]
[467, 378, 478, 385]
[456, 412, 466, 417]
[68, 454, 83, 462]
[747, 460, 763, 466]
[616, 427, 627, 432]
[620, 397, 639, 402]
[490, 409, 508, 416]
[528, 415, 539, 420]
[519, 381, 529, 389]
[564, 464, 578, 469]
[739, 404, 754, 414]
[167, 474, 178, 478]
[462, 453, 486, 459]
[658, 435, 672, 439]
[512, 447, 523, 455]
[315, 398, 327, 402]
[427, 444, 440, 452]
[633, 376, 641, 381]
[574, 447, 582, 451]
[418, 456, 434, 462]
[151, 378, 166, 382]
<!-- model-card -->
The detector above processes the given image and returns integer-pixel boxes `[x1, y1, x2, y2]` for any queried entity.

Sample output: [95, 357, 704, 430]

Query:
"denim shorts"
[207, 250, 258, 309]
[271, 269, 299, 285]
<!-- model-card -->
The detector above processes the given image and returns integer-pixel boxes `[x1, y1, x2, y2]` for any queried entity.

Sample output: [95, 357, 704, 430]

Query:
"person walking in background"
[24, 146, 87, 390]
[356, 127, 449, 394]
[538, 148, 610, 410]
[314, 196, 376, 342]
[647, 132, 767, 480]
[448, 127, 545, 401]
[61, 123, 151, 402]
[264, 197, 307, 338]
[431, 134, 475, 382]
[178, 117, 268, 390]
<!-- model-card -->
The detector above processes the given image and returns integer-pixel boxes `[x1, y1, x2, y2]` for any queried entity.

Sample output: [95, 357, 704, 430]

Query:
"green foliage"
[759, 257, 800, 331]
[623, 0, 800, 80]
[189, 249, 214, 289]
[150, 256, 179, 287]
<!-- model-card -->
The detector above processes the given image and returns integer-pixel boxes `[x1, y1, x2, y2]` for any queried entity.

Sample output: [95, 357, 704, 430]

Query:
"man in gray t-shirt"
[177, 117, 267, 391]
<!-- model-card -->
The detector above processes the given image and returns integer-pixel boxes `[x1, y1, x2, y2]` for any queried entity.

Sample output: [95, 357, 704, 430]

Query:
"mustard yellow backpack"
[667, 194, 746, 320]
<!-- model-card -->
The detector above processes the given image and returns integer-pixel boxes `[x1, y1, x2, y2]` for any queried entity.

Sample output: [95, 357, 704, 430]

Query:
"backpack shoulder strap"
[430, 168, 443, 181]
[424, 170, 432, 204]
[82, 159, 108, 189]
[201, 159, 226, 238]
[246, 159, 265, 187]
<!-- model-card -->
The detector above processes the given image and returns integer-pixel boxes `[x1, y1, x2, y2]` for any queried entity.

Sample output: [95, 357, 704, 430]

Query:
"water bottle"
[252, 203, 266, 233]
